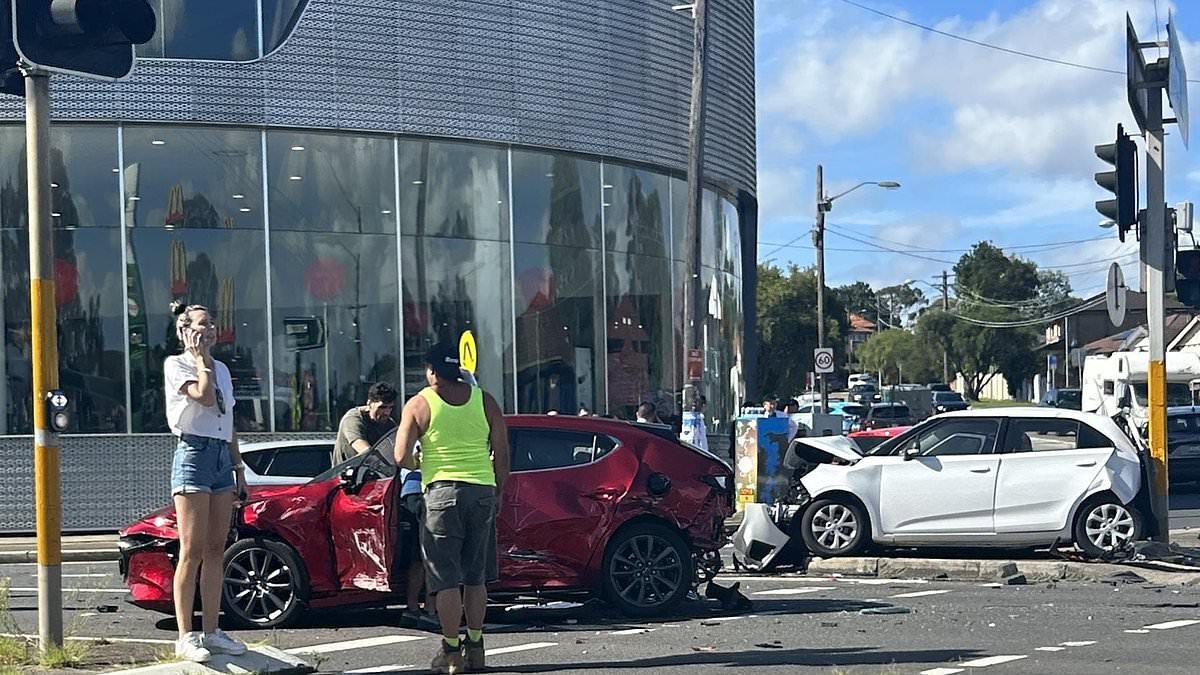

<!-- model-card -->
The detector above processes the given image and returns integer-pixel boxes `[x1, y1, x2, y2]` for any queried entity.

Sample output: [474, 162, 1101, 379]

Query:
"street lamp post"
[815, 167, 900, 414]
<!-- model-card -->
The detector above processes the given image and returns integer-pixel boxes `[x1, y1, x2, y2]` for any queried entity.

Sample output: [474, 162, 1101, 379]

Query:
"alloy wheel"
[609, 534, 685, 609]
[1084, 503, 1136, 551]
[224, 546, 297, 624]
[812, 503, 859, 552]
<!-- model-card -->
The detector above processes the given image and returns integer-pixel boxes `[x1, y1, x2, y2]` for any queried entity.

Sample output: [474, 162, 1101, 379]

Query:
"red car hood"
[121, 484, 313, 540]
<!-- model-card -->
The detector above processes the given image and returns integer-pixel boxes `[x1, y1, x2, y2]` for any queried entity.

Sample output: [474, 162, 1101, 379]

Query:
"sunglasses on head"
[215, 388, 226, 416]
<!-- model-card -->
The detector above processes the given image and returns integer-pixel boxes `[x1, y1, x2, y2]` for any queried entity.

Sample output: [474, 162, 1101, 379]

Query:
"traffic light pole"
[1144, 78, 1170, 542]
[24, 68, 63, 649]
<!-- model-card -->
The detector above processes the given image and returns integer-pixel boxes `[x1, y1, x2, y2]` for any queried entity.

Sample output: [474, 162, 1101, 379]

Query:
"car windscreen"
[872, 405, 910, 418]
[309, 428, 398, 484]
[1057, 390, 1081, 407]
[841, 404, 865, 417]
[1133, 383, 1193, 407]
[934, 392, 963, 402]
[1169, 414, 1200, 434]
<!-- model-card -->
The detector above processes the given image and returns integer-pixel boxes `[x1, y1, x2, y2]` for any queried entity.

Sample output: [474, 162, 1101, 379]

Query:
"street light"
[814, 166, 901, 414]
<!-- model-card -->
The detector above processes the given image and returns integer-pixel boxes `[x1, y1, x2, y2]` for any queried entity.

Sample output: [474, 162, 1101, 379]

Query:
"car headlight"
[936, 405, 946, 412]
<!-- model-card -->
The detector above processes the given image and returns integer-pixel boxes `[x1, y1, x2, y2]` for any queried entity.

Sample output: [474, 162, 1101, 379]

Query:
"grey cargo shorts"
[420, 480, 499, 593]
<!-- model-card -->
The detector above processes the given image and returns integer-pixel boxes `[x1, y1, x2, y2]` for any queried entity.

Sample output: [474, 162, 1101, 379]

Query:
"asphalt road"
[3, 560, 1200, 674]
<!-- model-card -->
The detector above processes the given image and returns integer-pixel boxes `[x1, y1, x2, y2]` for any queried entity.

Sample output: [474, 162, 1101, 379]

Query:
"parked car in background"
[858, 403, 915, 431]
[848, 425, 910, 452]
[1042, 388, 1083, 411]
[932, 391, 970, 414]
[927, 383, 952, 392]
[239, 440, 336, 486]
[798, 402, 866, 434]
[848, 373, 878, 389]
[789, 408, 1146, 559]
[849, 384, 881, 404]
[1167, 406, 1200, 485]
[120, 415, 733, 627]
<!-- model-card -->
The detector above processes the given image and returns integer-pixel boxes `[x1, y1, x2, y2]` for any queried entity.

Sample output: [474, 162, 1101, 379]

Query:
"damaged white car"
[735, 408, 1148, 566]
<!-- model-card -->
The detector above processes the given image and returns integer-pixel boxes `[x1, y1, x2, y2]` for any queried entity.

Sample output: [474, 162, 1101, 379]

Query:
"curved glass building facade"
[0, 0, 756, 530]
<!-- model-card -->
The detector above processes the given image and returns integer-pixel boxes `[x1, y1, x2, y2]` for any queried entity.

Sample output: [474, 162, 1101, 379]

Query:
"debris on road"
[755, 640, 783, 649]
[704, 581, 752, 611]
[860, 606, 911, 615]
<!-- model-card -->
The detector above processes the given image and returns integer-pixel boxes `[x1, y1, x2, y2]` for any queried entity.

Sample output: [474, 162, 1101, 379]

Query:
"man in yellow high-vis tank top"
[395, 343, 510, 675]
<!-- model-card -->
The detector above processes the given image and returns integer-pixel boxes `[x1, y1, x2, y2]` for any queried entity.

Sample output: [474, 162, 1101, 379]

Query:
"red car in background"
[119, 416, 733, 627]
[848, 425, 911, 452]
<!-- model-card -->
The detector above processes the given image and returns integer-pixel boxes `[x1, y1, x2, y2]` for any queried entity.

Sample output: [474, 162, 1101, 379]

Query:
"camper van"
[1081, 351, 1200, 428]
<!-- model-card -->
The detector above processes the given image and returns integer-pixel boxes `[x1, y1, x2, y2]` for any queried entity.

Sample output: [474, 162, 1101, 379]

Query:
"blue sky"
[754, 0, 1200, 307]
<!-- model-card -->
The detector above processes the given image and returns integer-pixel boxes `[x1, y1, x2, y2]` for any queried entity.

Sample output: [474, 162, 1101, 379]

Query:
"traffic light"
[9, 0, 156, 85]
[1095, 123, 1139, 242]
[1177, 248, 1200, 307]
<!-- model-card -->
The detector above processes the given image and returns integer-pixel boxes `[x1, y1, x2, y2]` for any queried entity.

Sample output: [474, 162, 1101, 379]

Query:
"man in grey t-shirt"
[333, 382, 398, 465]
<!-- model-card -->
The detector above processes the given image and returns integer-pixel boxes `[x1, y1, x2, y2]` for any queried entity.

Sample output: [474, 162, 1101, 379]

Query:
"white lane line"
[919, 668, 964, 675]
[958, 655, 1029, 667]
[0, 633, 173, 645]
[1060, 641, 1097, 647]
[849, 578, 929, 586]
[345, 665, 417, 674]
[752, 586, 836, 596]
[716, 576, 825, 583]
[1036, 647, 1065, 652]
[608, 628, 655, 636]
[7, 587, 126, 594]
[62, 574, 111, 578]
[486, 642, 557, 657]
[1125, 629, 1151, 634]
[1144, 619, 1200, 630]
[702, 616, 743, 622]
[889, 590, 952, 599]
[285, 635, 425, 655]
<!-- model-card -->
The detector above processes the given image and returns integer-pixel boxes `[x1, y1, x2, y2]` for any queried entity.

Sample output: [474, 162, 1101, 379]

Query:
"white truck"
[1081, 350, 1200, 428]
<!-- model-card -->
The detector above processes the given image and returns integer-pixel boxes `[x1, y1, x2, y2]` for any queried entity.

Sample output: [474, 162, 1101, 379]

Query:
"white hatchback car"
[789, 408, 1144, 558]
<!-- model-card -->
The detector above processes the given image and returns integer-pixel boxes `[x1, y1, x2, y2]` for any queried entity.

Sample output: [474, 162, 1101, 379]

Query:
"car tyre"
[222, 537, 308, 629]
[800, 497, 870, 557]
[1073, 495, 1142, 559]
[602, 523, 693, 618]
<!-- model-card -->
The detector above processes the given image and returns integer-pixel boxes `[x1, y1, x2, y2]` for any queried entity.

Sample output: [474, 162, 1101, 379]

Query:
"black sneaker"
[462, 636, 485, 672]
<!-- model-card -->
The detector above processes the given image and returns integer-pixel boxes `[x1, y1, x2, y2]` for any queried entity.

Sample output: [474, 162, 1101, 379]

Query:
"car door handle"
[968, 467, 992, 473]
[1076, 460, 1098, 467]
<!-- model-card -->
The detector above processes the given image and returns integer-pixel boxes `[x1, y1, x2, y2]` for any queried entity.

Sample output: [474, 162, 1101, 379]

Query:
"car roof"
[238, 439, 335, 453]
[1167, 406, 1200, 415]
[506, 414, 665, 435]
[936, 406, 1102, 421]
[871, 402, 908, 408]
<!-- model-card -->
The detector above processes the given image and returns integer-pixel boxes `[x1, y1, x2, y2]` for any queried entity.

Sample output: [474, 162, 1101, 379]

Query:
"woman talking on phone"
[163, 302, 248, 662]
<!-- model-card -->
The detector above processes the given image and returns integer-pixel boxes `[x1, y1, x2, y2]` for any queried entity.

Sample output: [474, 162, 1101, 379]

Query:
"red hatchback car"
[119, 415, 734, 628]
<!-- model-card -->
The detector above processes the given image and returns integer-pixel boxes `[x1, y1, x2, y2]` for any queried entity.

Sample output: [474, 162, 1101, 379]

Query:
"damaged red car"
[119, 415, 733, 627]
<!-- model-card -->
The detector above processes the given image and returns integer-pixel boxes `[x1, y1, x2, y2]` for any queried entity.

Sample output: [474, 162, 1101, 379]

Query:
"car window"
[1078, 423, 1115, 449]
[1002, 419, 1082, 453]
[934, 392, 963, 402]
[1133, 383, 1194, 407]
[241, 449, 275, 474]
[1103, 380, 1115, 396]
[265, 445, 334, 477]
[873, 405, 910, 419]
[912, 419, 999, 457]
[309, 430, 397, 484]
[510, 429, 607, 472]
[842, 404, 864, 417]
[1058, 390, 1081, 407]
[1170, 414, 1200, 434]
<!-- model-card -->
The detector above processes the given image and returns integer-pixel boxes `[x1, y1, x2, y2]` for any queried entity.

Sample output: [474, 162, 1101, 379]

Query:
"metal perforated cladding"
[0, 0, 756, 196]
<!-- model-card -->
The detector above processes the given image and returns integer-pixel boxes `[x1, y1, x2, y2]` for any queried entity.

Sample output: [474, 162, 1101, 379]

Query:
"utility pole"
[24, 68, 62, 648]
[815, 165, 828, 414]
[941, 270, 949, 383]
[680, 0, 708, 416]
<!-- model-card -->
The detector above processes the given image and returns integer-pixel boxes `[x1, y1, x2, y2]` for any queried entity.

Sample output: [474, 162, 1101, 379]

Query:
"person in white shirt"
[163, 303, 247, 663]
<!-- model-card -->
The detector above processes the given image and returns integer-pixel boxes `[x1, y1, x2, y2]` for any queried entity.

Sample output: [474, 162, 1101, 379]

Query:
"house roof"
[849, 313, 876, 332]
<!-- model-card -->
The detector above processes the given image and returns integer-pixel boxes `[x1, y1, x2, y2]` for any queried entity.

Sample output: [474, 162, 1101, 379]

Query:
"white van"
[1081, 351, 1200, 428]
[848, 373, 877, 388]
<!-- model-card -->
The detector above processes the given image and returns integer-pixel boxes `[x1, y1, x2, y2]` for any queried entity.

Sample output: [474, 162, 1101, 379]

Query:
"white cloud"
[961, 177, 1097, 227]
[756, 165, 810, 227]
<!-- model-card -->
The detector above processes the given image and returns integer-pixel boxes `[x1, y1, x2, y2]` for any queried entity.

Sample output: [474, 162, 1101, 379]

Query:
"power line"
[949, 295, 1107, 328]
[837, 0, 1200, 84]
[824, 226, 957, 264]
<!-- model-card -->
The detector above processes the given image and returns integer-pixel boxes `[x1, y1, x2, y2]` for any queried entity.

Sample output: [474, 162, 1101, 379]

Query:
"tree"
[877, 283, 926, 328]
[832, 281, 877, 323]
[855, 328, 938, 385]
[756, 263, 846, 399]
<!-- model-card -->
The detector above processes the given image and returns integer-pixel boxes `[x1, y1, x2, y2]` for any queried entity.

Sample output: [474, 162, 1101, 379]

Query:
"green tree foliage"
[832, 281, 877, 323]
[855, 328, 939, 385]
[756, 263, 846, 399]
[876, 283, 926, 328]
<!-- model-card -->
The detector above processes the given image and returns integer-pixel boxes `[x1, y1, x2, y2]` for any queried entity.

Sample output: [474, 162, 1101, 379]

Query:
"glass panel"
[402, 236, 513, 410]
[271, 232, 399, 431]
[670, 176, 687, 262]
[700, 189, 721, 271]
[514, 243, 603, 415]
[267, 131, 395, 234]
[602, 163, 670, 258]
[126, 228, 269, 432]
[721, 195, 742, 276]
[139, 0, 259, 61]
[263, 0, 308, 52]
[605, 252, 674, 422]
[511, 150, 601, 249]
[1004, 419, 1080, 453]
[266, 445, 334, 477]
[123, 126, 263, 231]
[511, 429, 598, 472]
[399, 140, 508, 241]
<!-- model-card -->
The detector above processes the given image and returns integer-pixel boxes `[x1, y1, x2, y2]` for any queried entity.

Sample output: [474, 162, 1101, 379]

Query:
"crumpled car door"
[329, 474, 398, 592]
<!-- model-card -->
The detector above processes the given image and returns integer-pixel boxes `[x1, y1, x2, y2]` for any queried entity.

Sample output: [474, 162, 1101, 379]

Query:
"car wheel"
[602, 523, 693, 618]
[800, 497, 869, 557]
[1074, 495, 1141, 558]
[222, 537, 308, 629]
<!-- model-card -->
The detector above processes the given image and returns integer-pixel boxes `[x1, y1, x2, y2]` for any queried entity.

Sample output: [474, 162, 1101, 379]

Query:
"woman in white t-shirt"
[163, 303, 248, 662]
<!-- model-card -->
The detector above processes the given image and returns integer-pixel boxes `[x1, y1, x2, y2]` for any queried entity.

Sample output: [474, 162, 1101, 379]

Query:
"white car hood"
[784, 435, 863, 470]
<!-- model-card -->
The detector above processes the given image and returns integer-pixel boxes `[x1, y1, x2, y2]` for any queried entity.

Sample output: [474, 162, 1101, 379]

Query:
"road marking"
[0, 633, 173, 645]
[752, 586, 836, 596]
[1036, 647, 1065, 652]
[1144, 619, 1200, 630]
[7, 587, 126, 594]
[849, 578, 929, 585]
[701, 616, 743, 622]
[486, 642, 557, 656]
[1060, 641, 1096, 647]
[345, 658, 420, 667]
[919, 668, 964, 675]
[1125, 629, 1151, 634]
[608, 628, 655, 636]
[889, 590, 952, 599]
[958, 655, 1028, 667]
[286, 635, 425, 655]
[62, 574, 110, 578]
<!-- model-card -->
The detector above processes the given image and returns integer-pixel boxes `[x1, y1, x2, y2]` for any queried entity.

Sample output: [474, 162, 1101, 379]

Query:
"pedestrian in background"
[394, 343, 511, 674]
[333, 382, 397, 465]
[163, 302, 247, 662]
[635, 401, 660, 424]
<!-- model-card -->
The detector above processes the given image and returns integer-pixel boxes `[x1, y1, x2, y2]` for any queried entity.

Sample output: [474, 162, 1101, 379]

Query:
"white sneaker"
[175, 632, 211, 662]
[204, 629, 247, 655]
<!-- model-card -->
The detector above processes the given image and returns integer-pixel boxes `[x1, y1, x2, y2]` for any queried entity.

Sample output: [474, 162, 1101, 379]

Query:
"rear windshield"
[841, 404, 865, 416]
[934, 392, 964, 402]
[1170, 414, 1200, 433]
[872, 405, 910, 418]
[1057, 390, 1081, 407]
[851, 385, 876, 393]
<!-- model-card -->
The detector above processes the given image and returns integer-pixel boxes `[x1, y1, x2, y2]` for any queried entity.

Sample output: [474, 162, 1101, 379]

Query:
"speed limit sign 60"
[814, 347, 834, 374]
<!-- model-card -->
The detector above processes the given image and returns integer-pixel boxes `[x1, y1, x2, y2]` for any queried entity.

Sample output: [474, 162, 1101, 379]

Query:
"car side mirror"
[339, 466, 361, 494]
[903, 445, 921, 461]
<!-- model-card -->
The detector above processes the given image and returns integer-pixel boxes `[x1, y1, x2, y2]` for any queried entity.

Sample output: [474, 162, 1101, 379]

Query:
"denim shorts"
[171, 433, 235, 496]
[420, 481, 498, 593]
